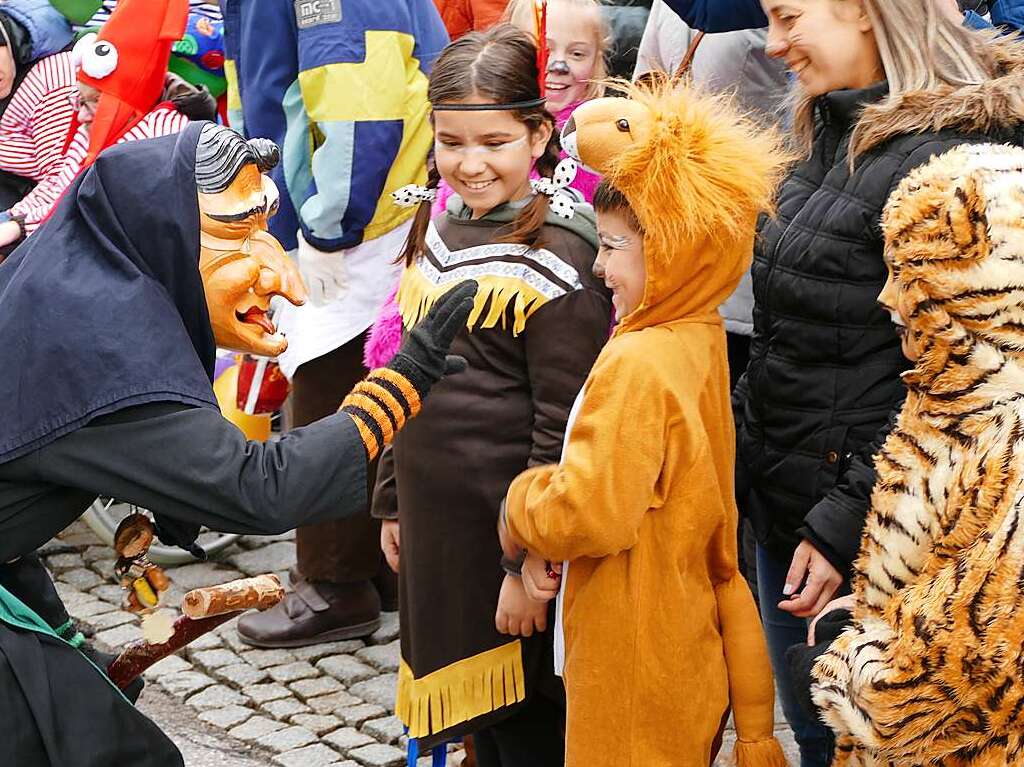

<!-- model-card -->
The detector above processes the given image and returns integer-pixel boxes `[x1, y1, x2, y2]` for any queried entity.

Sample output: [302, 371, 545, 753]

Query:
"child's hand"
[380, 520, 400, 573]
[495, 574, 548, 637]
[521, 553, 561, 603]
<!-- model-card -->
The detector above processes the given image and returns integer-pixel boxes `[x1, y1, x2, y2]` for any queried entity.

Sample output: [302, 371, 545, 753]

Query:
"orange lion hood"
[74, 0, 188, 167]
[561, 80, 790, 333]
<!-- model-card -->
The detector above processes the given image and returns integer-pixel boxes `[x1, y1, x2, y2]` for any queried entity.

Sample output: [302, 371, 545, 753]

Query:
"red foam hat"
[74, 0, 188, 167]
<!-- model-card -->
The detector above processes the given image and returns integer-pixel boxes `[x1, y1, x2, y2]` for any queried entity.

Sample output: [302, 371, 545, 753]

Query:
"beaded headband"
[430, 97, 547, 112]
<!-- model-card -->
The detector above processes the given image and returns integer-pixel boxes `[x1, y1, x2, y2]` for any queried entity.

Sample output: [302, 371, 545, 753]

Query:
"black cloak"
[0, 121, 219, 465]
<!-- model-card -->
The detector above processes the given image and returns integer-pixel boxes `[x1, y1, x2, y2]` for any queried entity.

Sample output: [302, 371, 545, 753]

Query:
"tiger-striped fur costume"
[811, 143, 1024, 766]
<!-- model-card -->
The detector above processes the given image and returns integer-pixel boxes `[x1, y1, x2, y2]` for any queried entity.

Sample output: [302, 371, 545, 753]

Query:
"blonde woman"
[727, 2, 1024, 766]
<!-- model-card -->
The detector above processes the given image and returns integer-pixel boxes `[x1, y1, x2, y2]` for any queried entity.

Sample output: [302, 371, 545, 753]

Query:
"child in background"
[499, 81, 790, 766]
[366, 0, 608, 369]
[504, 0, 605, 201]
[372, 24, 611, 767]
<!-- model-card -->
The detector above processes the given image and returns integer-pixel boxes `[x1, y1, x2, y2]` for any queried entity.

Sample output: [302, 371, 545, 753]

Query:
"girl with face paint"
[504, 0, 608, 203]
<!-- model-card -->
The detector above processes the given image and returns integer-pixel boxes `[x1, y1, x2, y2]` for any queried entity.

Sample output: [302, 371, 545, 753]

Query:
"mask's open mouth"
[237, 306, 276, 335]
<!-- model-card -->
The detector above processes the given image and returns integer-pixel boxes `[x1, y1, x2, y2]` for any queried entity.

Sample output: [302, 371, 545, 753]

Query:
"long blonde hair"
[503, 0, 609, 101]
[793, 0, 1007, 160]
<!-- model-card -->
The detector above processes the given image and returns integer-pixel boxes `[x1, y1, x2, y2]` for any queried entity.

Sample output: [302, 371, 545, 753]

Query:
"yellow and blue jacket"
[223, 0, 448, 251]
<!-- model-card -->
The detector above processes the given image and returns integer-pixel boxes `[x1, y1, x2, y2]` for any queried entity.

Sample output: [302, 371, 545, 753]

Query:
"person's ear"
[531, 120, 554, 161]
[854, 0, 874, 32]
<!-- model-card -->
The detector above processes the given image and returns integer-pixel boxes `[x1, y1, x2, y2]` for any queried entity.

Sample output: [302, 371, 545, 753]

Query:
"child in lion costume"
[498, 79, 791, 766]
[810, 143, 1024, 766]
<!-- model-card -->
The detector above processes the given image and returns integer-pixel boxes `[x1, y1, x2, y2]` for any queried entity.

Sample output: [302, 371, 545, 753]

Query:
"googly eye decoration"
[77, 34, 119, 79]
[70, 33, 95, 68]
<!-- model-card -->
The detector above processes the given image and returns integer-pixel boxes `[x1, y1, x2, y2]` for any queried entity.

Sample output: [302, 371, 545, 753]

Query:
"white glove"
[297, 230, 347, 307]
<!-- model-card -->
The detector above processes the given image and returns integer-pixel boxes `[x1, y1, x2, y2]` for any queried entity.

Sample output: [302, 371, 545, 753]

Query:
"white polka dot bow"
[392, 184, 437, 208]
[530, 158, 580, 220]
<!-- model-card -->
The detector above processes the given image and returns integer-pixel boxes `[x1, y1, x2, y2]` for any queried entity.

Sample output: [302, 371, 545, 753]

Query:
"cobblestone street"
[43, 520, 799, 766]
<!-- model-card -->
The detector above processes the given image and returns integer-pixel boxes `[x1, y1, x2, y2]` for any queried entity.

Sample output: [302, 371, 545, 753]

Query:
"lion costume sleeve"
[811, 143, 1024, 767]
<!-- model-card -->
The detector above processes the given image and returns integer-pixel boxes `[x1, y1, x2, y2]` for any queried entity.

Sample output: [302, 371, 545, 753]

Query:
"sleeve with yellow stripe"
[340, 368, 423, 460]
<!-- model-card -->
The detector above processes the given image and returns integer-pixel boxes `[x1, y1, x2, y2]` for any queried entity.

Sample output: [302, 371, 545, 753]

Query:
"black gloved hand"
[79, 643, 146, 703]
[386, 279, 478, 401]
[153, 514, 207, 561]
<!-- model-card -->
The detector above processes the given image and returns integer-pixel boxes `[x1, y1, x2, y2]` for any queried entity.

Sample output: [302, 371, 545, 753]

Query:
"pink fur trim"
[363, 283, 405, 369]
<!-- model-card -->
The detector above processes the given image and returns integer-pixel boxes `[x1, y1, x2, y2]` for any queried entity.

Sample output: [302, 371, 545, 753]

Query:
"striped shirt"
[0, 52, 77, 182]
[10, 105, 190, 233]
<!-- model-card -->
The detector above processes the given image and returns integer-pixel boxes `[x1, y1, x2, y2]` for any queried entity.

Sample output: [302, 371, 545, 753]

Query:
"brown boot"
[236, 577, 381, 648]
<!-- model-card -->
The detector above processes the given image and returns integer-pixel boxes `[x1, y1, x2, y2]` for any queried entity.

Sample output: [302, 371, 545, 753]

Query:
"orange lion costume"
[503, 80, 791, 766]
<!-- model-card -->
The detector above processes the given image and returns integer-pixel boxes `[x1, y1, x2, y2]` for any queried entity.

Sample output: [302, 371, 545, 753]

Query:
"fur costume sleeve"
[505, 336, 675, 562]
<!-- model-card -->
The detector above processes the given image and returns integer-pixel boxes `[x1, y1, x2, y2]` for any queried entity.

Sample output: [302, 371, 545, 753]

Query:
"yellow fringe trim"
[395, 640, 526, 738]
[397, 264, 551, 337]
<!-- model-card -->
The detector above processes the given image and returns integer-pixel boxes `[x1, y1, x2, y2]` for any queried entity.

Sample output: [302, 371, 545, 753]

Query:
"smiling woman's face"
[761, 0, 883, 97]
[198, 163, 306, 356]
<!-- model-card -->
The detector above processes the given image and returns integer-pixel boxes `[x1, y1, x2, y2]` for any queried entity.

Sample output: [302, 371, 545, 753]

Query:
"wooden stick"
[107, 611, 238, 690]
[182, 574, 283, 618]
[107, 574, 284, 690]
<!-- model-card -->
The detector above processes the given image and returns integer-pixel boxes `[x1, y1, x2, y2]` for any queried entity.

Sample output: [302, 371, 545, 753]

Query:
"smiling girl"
[371, 23, 611, 767]
[505, 0, 606, 201]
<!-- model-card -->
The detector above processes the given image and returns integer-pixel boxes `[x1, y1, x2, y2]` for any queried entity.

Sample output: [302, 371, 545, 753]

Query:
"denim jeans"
[756, 545, 833, 767]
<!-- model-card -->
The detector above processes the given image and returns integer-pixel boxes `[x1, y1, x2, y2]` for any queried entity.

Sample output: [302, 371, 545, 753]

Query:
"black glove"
[784, 607, 852, 720]
[153, 514, 207, 561]
[79, 643, 146, 703]
[386, 280, 478, 401]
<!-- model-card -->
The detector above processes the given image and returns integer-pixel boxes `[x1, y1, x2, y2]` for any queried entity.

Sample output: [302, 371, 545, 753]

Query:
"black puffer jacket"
[736, 69, 1024, 573]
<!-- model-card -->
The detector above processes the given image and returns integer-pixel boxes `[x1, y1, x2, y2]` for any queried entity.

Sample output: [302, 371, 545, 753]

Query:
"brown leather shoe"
[236, 578, 381, 648]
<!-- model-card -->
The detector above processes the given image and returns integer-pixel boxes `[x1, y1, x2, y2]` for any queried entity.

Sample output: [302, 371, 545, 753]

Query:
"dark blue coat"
[662, 0, 1021, 33]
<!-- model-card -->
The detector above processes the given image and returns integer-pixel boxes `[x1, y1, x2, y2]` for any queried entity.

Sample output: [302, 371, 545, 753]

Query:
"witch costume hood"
[0, 121, 218, 465]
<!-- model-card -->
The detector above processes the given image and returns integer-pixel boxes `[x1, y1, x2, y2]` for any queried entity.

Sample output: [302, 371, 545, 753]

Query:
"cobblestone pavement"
[43, 520, 799, 766]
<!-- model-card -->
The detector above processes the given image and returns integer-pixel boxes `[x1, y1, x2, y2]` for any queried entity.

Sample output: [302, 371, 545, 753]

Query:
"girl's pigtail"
[398, 164, 442, 266]
[501, 116, 562, 249]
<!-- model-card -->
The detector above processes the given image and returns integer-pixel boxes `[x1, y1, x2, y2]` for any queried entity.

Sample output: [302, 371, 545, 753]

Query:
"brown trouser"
[291, 333, 381, 584]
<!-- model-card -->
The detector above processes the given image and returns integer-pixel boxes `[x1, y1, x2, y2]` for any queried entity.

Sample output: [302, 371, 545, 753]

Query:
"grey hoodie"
[634, 0, 788, 336]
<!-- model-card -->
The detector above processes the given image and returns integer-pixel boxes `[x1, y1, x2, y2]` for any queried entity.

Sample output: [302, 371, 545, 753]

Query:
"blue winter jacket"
[2, 0, 73, 61]
[223, 0, 448, 251]
[662, 0, 1022, 33]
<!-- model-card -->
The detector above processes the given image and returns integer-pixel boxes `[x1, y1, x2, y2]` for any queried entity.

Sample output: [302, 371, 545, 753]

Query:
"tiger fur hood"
[856, 36, 1024, 154]
[811, 143, 1024, 766]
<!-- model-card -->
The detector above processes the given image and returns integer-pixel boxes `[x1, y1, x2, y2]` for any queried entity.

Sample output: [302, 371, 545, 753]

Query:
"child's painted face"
[434, 104, 550, 219]
[543, 5, 601, 114]
[595, 208, 645, 319]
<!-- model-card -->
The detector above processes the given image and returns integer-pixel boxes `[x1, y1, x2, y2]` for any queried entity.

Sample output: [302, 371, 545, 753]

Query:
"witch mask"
[196, 124, 306, 356]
